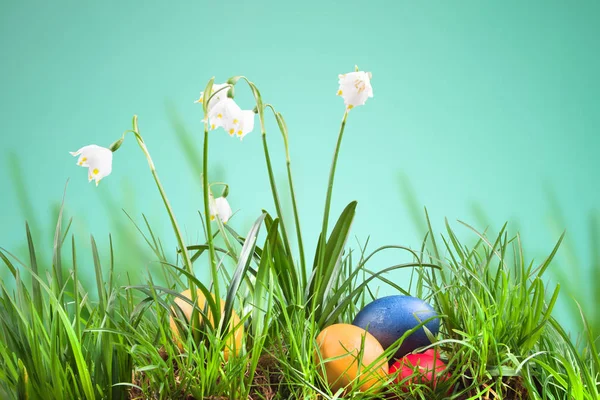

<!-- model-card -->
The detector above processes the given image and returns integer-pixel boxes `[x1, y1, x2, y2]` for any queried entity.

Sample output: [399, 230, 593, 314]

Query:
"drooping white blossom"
[208, 98, 255, 140]
[209, 195, 233, 223]
[70, 145, 113, 186]
[208, 98, 240, 133]
[337, 71, 373, 110]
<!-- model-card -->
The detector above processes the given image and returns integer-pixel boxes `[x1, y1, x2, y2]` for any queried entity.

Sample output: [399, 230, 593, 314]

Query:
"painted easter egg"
[352, 295, 439, 360]
[389, 349, 450, 390]
[315, 324, 389, 394]
[169, 289, 243, 361]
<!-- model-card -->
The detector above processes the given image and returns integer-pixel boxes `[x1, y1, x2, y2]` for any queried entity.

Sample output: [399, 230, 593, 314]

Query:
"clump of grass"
[399, 172, 600, 339]
[544, 189, 600, 336]
[0, 210, 133, 399]
[4, 208, 598, 398]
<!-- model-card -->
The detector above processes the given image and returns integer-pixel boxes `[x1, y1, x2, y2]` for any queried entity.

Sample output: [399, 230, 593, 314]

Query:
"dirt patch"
[129, 347, 192, 400]
[129, 349, 285, 400]
[455, 376, 529, 400]
[248, 353, 284, 400]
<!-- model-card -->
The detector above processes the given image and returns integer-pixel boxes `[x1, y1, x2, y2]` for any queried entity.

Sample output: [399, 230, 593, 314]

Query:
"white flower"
[208, 98, 255, 140]
[236, 110, 255, 140]
[210, 196, 233, 223]
[208, 98, 239, 132]
[337, 71, 373, 110]
[195, 83, 230, 114]
[70, 145, 113, 186]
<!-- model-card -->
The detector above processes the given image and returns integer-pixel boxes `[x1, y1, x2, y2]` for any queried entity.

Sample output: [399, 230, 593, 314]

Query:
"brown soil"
[247, 353, 284, 400]
[129, 349, 285, 400]
[129, 347, 192, 400]
[455, 376, 529, 400]
[130, 350, 531, 399]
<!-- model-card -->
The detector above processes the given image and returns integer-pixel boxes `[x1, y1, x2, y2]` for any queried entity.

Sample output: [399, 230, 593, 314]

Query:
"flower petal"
[236, 110, 255, 140]
[215, 197, 232, 223]
[209, 195, 233, 223]
[209, 196, 218, 221]
[337, 70, 373, 109]
[72, 144, 113, 185]
[209, 98, 242, 135]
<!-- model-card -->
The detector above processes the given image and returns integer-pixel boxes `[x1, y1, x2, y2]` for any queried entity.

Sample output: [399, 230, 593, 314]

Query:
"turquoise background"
[1, 1, 599, 331]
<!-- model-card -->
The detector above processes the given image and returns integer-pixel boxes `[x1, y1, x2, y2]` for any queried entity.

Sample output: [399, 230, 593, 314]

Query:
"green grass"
[398, 172, 600, 339]
[1, 74, 599, 399]
[2, 207, 598, 399]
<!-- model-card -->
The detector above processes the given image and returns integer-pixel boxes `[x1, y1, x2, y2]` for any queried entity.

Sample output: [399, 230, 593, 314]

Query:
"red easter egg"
[389, 349, 450, 390]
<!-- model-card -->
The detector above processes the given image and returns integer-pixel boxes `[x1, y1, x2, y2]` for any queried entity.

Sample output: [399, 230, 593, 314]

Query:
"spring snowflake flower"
[337, 71, 373, 110]
[210, 196, 233, 223]
[195, 83, 230, 114]
[208, 98, 255, 140]
[234, 109, 255, 141]
[70, 145, 113, 186]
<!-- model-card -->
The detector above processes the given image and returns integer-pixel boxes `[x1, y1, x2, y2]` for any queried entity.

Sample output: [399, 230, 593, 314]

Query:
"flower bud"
[109, 138, 124, 152]
[227, 76, 241, 85]
[227, 86, 235, 99]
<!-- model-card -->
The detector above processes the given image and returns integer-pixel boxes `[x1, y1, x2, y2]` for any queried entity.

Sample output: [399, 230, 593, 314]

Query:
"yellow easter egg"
[315, 323, 389, 393]
[169, 289, 243, 361]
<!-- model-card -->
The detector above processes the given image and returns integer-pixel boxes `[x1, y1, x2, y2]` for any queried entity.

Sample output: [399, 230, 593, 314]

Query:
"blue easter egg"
[352, 295, 439, 360]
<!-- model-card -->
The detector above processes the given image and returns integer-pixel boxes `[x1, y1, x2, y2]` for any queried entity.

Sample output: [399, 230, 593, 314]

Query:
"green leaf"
[72, 235, 81, 340]
[424, 207, 441, 263]
[17, 359, 29, 400]
[202, 77, 215, 115]
[52, 182, 68, 300]
[252, 218, 279, 337]
[264, 212, 296, 302]
[0, 249, 17, 279]
[33, 274, 95, 399]
[309, 201, 357, 320]
[90, 235, 106, 316]
[223, 212, 266, 334]
[533, 231, 565, 279]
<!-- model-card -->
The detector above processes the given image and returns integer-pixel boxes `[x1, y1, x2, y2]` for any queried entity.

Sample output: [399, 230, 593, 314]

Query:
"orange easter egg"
[315, 323, 389, 394]
[169, 289, 243, 361]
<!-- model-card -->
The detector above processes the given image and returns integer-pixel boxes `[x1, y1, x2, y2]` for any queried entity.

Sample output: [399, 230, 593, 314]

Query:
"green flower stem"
[202, 122, 220, 313]
[264, 104, 307, 287]
[236, 77, 294, 262]
[316, 111, 348, 287]
[260, 135, 293, 258]
[129, 116, 198, 306]
[285, 159, 306, 286]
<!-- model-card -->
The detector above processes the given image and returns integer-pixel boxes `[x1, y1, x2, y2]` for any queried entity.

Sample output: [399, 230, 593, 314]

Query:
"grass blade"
[25, 223, 43, 326]
[223, 212, 266, 334]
